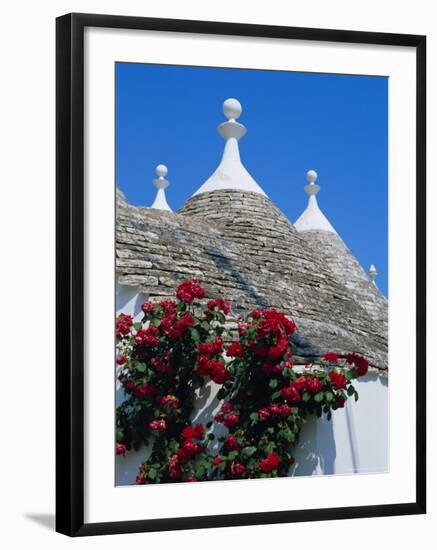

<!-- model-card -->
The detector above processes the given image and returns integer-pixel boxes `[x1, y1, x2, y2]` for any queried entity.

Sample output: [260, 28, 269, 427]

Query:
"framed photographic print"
[56, 12, 426, 536]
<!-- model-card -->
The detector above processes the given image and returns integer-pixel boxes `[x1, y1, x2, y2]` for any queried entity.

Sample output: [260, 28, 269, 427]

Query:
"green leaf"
[354, 392, 359, 402]
[302, 391, 311, 402]
[206, 421, 213, 429]
[135, 363, 147, 373]
[271, 391, 281, 400]
[347, 385, 355, 396]
[241, 446, 257, 458]
[314, 392, 324, 403]
[190, 328, 200, 343]
[227, 451, 238, 461]
[148, 468, 157, 480]
[133, 322, 142, 330]
[207, 433, 215, 440]
[249, 412, 259, 422]
[269, 378, 278, 389]
[325, 391, 334, 402]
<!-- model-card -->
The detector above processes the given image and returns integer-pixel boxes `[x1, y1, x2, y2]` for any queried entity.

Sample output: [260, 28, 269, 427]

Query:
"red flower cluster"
[261, 361, 284, 375]
[198, 336, 223, 356]
[281, 385, 301, 403]
[135, 325, 160, 347]
[116, 355, 126, 365]
[116, 314, 133, 338]
[328, 371, 347, 389]
[207, 298, 231, 315]
[346, 353, 369, 377]
[226, 342, 245, 358]
[231, 463, 246, 476]
[176, 280, 206, 304]
[258, 402, 292, 421]
[149, 419, 167, 431]
[159, 394, 180, 410]
[256, 309, 296, 339]
[214, 402, 240, 431]
[115, 443, 126, 456]
[196, 356, 232, 384]
[323, 352, 339, 364]
[225, 434, 241, 451]
[141, 301, 155, 314]
[267, 337, 289, 360]
[168, 423, 206, 480]
[151, 354, 173, 374]
[160, 313, 195, 341]
[133, 383, 157, 399]
[259, 452, 281, 473]
[306, 377, 324, 394]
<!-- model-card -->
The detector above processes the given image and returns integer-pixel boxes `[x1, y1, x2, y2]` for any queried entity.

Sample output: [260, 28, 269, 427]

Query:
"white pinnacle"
[150, 164, 173, 212]
[368, 264, 378, 282]
[294, 170, 337, 234]
[191, 98, 267, 197]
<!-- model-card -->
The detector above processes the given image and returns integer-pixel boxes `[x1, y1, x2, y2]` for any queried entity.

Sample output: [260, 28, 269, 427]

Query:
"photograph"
[114, 63, 389, 486]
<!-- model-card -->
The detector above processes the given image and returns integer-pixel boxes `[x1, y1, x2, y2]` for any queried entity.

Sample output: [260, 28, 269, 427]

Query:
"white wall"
[116, 284, 388, 485]
[3, 1, 434, 549]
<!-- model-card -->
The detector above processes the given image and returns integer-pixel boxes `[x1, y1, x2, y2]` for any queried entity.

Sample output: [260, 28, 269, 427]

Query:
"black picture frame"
[56, 12, 426, 537]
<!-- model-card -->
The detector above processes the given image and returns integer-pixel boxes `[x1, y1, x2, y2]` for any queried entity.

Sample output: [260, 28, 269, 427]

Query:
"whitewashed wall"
[116, 283, 388, 485]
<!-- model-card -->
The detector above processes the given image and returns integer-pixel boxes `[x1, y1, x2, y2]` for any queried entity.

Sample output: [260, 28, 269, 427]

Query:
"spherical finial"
[306, 170, 318, 183]
[223, 98, 242, 120]
[156, 164, 168, 178]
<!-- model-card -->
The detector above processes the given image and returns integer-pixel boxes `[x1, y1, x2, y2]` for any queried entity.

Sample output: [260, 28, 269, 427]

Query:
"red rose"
[116, 355, 126, 365]
[227, 342, 245, 358]
[221, 402, 233, 414]
[135, 474, 146, 485]
[126, 380, 136, 393]
[213, 456, 222, 466]
[306, 377, 323, 394]
[135, 383, 157, 399]
[279, 404, 292, 417]
[141, 301, 155, 314]
[231, 463, 246, 476]
[258, 407, 271, 421]
[226, 434, 240, 450]
[268, 403, 281, 417]
[259, 452, 281, 473]
[281, 385, 301, 403]
[346, 353, 369, 377]
[176, 280, 206, 304]
[192, 423, 205, 439]
[186, 476, 199, 482]
[149, 419, 167, 431]
[224, 413, 240, 431]
[267, 338, 289, 360]
[116, 443, 126, 456]
[323, 352, 339, 364]
[292, 376, 307, 392]
[116, 314, 133, 338]
[328, 371, 347, 390]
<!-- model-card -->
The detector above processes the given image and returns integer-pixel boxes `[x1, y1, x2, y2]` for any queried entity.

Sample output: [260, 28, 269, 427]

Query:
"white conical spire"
[150, 164, 173, 212]
[192, 98, 267, 197]
[294, 170, 337, 234]
[368, 264, 378, 283]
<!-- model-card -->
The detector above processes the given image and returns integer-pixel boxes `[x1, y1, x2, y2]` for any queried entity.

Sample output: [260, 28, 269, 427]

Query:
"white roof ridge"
[192, 98, 267, 197]
[294, 170, 337, 234]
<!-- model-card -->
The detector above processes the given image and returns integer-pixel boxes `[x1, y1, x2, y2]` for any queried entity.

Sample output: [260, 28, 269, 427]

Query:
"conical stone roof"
[294, 171, 388, 327]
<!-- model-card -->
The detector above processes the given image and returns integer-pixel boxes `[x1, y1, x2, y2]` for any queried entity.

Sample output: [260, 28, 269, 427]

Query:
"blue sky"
[116, 63, 388, 297]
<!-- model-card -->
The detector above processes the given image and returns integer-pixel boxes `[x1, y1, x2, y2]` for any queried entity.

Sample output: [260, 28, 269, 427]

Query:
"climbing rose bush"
[115, 280, 369, 483]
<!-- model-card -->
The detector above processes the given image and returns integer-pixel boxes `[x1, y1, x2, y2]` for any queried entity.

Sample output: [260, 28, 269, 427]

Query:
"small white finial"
[223, 98, 242, 121]
[368, 264, 378, 282]
[306, 170, 318, 183]
[150, 164, 172, 211]
[217, 98, 246, 141]
[155, 164, 168, 178]
[304, 169, 320, 196]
